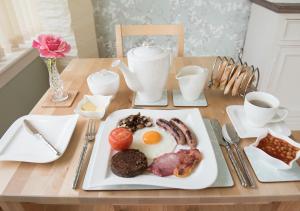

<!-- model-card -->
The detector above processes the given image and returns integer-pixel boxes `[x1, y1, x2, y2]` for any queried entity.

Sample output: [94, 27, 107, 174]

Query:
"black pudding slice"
[111, 149, 148, 178]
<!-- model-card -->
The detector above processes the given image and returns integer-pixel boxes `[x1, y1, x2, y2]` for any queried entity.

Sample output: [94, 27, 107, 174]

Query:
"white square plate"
[83, 109, 218, 190]
[226, 105, 291, 138]
[83, 119, 233, 190]
[0, 114, 79, 163]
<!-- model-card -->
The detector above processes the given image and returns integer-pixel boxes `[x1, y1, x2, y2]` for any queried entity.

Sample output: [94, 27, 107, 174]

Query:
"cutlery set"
[210, 119, 255, 188]
[223, 123, 255, 188]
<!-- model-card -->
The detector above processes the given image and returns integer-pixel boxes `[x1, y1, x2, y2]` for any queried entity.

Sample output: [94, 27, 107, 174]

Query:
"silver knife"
[23, 119, 61, 156]
[209, 119, 248, 187]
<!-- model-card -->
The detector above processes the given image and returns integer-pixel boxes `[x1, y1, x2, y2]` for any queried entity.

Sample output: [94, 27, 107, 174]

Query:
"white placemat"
[133, 90, 168, 107]
[172, 89, 207, 107]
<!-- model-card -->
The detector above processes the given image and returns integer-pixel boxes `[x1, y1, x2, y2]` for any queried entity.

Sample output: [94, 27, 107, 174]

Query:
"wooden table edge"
[1, 194, 300, 205]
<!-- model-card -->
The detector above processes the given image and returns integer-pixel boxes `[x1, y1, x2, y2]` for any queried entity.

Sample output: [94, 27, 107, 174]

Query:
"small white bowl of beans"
[250, 130, 300, 170]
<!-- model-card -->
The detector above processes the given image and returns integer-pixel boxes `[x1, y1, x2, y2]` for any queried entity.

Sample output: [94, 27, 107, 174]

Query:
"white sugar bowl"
[87, 69, 120, 96]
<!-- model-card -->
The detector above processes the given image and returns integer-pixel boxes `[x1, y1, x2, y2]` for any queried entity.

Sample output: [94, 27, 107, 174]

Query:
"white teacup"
[176, 65, 208, 101]
[244, 91, 288, 127]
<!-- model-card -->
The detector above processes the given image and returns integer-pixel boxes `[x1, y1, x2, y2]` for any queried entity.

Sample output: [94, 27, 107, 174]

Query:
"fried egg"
[130, 128, 177, 160]
[143, 130, 161, 144]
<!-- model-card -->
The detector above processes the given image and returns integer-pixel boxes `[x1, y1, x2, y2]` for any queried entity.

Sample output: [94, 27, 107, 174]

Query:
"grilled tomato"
[109, 128, 133, 151]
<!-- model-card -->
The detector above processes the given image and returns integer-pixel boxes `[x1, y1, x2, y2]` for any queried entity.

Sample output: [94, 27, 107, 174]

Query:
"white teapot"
[112, 45, 172, 102]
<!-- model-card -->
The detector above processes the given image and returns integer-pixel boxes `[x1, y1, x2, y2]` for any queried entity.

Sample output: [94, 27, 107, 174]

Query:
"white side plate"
[0, 114, 79, 163]
[83, 109, 218, 190]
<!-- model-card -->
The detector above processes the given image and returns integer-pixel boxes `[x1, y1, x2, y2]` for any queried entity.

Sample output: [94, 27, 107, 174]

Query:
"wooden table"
[1, 57, 300, 211]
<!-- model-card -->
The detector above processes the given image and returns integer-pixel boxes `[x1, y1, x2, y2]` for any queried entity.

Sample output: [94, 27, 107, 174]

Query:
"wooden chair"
[115, 24, 184, 58]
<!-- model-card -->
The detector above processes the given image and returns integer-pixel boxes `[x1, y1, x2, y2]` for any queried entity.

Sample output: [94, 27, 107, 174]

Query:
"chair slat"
[115, 24, 184, 58]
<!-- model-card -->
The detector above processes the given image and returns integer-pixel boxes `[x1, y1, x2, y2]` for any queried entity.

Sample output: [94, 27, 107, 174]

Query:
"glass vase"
[44, 58, 68, 102]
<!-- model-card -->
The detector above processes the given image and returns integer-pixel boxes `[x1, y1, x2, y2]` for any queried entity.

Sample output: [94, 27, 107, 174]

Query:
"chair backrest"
[115, 24, 184, 58]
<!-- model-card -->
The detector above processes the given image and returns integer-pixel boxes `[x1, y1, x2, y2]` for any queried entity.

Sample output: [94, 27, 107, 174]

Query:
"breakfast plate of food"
[83, 108, 218, 190]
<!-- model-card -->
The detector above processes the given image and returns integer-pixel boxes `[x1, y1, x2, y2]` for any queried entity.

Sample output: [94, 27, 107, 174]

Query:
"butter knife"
[209, 119, 248, 187]
[23, 119, 61, 156]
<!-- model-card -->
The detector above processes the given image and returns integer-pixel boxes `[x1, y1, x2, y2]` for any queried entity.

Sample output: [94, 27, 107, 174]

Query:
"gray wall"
[92, 0, 251, 59]
[0, 58, 49, 136]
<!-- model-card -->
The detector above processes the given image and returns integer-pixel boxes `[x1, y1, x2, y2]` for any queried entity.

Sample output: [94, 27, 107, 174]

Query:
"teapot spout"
[111, 60, 141, 92]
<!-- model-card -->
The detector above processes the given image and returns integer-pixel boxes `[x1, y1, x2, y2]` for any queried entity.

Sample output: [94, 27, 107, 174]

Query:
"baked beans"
[257, 134, 299, 164]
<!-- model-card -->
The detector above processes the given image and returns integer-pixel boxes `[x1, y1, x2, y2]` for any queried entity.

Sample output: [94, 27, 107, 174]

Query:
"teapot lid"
[127, 46, 168, 61]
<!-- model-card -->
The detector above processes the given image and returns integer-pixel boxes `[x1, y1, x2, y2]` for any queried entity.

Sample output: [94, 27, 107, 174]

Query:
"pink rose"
[32, 34, 71, 58]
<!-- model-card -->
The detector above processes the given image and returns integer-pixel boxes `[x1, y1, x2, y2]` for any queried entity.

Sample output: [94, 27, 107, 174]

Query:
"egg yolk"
[143, 131, 161, 144]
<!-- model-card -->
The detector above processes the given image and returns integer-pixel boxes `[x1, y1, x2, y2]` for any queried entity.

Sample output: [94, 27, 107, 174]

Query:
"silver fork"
[72, 119, 96, 189]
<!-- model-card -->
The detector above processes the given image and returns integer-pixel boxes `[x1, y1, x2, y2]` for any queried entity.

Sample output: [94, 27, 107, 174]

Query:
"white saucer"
[172, 89, 208, 107]
[226, 105, 291, 138]
[133, 90, 168, 107]
[244, 146, 300, 182]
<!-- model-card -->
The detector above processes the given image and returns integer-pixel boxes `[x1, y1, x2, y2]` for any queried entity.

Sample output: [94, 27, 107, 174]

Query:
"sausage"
[156, 119, 186, 145]
[170, 118, 197, 148]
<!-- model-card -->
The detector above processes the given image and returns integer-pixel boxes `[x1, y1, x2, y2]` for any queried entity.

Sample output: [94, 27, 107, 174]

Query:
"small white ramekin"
[74, 95, 112, 119]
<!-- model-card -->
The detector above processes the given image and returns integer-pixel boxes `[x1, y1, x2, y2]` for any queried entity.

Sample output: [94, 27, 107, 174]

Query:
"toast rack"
[208, 52, 260, 97]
